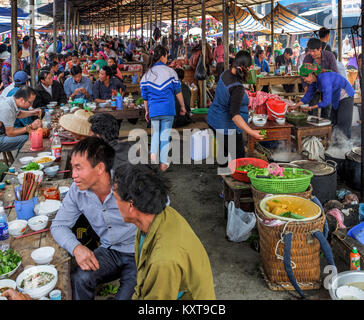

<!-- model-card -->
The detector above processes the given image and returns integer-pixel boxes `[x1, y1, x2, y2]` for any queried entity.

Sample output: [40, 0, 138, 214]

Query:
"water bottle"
[0, 206, 10, 252]
[43, 109, 51, 128]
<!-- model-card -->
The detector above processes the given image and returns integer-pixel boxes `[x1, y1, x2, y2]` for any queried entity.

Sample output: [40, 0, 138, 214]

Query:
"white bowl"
[37, 152, 52, 158]
[19, 156, 34, 165]
[252, 115, 267, 127]
[18, 170, 44, 185]
[34, 200, 61, 219]
[16, 265, 58, 299]
[275, 117, 286, 125]
[31, 246, 55, 265]
[0, 279, 17, 296]
[44, 165, 59, 178]
[336, 285, 364, 300]
[33, 156, 56, 168]
[0, 260, 21, 280]
[8, 219, 28, 237]
[28, 215, 49, 232]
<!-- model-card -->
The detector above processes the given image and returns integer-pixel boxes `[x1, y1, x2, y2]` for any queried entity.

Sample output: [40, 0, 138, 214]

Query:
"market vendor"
[207, 50, 264, 167]
[51, 137, 137, 300]
[33, 69, 67, 110]
[92, 66, 125, 103]
[289, 63, 355, 139]
[112, 163, 216, 300]
[64, 65, 93, 101]
[0, 86, 42, 154]
[254, 49, 270, 93]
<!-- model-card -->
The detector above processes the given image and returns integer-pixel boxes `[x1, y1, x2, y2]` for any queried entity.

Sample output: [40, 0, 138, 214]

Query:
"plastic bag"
[226, 201, 256, 242]
[194, 55, 207, 81]
[301, 136, 325, 161]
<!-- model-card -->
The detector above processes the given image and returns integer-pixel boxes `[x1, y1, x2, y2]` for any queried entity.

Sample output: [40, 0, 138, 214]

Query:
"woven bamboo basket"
[251, 184, 313, 207]
[256, 205, 326, 291]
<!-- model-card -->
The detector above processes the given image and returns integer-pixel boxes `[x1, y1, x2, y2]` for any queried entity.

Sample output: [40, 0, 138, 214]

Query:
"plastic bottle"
[43, 108, 51, 128]
[350, 247, 361, 271]
[0, 206, 10, 252]
[51, 131, 62, 162]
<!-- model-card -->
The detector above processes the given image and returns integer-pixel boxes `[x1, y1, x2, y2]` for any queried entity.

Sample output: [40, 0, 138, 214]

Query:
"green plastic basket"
[191, 108, 209, 114]
[247, 168, 313, 194]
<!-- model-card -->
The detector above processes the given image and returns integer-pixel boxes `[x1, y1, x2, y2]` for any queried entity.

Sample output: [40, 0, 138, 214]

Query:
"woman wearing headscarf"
[140, 45, 186, 171]
[207, 50, 264, 166]
[289, 63, 355, 139]
[90, 51, 108, 71]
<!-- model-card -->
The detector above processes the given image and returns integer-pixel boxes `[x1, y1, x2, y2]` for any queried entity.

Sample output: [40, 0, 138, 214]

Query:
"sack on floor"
[226, 201, 256, 242]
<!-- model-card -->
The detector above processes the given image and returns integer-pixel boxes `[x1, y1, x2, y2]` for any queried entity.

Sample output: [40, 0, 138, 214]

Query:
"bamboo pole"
[11, 0, 18, 78]
[150, 0, 153, 50]
[271, 0, 274, 55]
[338, 0, 342, 61]
[64, 0, 68, 45]
[222, 0, 229, 70]
[29, 0, 36, 88]
[201, 0, 207, 108]
[233, 0, 236, 50]
[141, 6, 144, 44]
[171, 0, 175, 57]
[53, 0, 57, 54]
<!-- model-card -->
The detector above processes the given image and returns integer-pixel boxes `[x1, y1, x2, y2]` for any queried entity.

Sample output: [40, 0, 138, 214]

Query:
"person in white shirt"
[342, 37, 352, 56]
[297, 47, 309, 69]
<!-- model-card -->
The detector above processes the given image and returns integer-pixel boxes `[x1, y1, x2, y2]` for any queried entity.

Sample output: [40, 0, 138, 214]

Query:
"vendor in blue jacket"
[207, 50, 264, 167]
[289, 63, 355, 139]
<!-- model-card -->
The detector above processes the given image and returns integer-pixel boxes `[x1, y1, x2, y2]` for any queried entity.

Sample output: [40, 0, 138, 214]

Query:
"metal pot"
[290, 159, 337, 205]
[329, 271, 364, 300]
[325, 151, 346, 179]
[344, 150, 361, 191]
[268, 151, 309, 164]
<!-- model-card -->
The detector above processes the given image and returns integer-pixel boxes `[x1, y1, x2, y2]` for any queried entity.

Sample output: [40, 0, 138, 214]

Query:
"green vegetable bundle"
[23, 162, 40, 171]
[236, 164, 261, 175]
[249, 168, 310, 179]
[0, 249, 22, 276]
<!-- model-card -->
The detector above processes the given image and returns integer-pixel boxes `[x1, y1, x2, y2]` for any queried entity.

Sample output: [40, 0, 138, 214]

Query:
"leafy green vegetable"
[249, 168, 310, 180]
[22, 162, 40, 171]
[135, 97, 144, 105]
[259, 130, 267, 138]
[279, 211, 305, 219]
[0, 249, 22, 276]
[99, 283, 119, 296]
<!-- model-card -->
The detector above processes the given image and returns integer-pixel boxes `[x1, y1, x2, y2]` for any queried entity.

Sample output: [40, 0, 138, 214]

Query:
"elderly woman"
[289, 63, 355, 139]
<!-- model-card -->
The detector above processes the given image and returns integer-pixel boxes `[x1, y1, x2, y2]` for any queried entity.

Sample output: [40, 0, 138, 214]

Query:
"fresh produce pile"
[249, 168, 311, 179]
[22, 162, 40, 171]
[0, 249, 21, 276]
[236, 164, 262, 175]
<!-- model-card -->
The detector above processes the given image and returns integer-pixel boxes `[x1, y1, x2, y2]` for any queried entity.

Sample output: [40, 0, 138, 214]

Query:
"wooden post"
[271, 0, 274, 55]
[233, 0, 236, 50]
[154, 0, 157, 30]
[150, 1, 153, 50]
[171, 0, 175, 57]
[338, 0, 343, 62]
[222, 0, 229, 70]
[68, 3, 71, 44]
[11, 0, 18, 78]
[53, 0, 57, 54]
[29, 0, 36, 88]
[141, 6, 144, 44]
[130, 11, 132, 39]
[118, 3, 121, 37]
[201, 0, 207, 108]
[361, 0, 364, 201]
[64, 0, 68, 45]
[187, 7, 190, 39]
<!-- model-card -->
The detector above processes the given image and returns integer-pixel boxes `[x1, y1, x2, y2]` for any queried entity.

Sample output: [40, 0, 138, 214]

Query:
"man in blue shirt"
[92, 66, 125, 103]
[51, 137, 137, 300]
[124, 39, 136, 61]
[64, 65, 93, 101]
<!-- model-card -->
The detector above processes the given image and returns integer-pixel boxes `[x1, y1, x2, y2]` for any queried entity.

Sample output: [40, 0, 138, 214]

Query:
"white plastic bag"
[301, 136, 325, 161]
[226, 201, 256, 242]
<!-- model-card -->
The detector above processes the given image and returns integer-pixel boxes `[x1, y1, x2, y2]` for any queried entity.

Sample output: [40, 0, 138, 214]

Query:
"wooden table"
[256, 75, 302, 96]
[247, 120, 293, 157]
[2, 178, 73, 300]
[292, 123, 332, 153]
[93, 107, 145, 121]
[248, 120, 293, 156]
[120, 70, 142, 94]
[221, 175, 254, 220]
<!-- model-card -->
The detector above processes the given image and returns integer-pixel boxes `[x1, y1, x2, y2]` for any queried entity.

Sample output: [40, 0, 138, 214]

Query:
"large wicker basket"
[251, 184, 313, 207]
[256, 205, 326, 291]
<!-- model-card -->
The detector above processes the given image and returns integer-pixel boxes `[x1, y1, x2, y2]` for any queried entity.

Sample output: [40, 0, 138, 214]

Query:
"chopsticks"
[13, 227, 50, 239]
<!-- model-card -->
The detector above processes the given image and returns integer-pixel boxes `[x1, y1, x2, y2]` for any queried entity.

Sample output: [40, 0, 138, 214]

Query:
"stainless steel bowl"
[329, 270, 364, 300]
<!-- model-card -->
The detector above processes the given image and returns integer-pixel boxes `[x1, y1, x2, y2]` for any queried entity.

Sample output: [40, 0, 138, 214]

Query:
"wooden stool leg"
[2, 152, 9, 167]
[6, 152, 14, 166]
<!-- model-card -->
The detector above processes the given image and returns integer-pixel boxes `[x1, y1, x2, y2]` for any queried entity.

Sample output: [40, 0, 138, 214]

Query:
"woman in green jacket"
[90, 51, 108, 71]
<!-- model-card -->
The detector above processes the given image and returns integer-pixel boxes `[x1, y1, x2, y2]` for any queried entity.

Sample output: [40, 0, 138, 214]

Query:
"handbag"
[194, 55, 208, 81]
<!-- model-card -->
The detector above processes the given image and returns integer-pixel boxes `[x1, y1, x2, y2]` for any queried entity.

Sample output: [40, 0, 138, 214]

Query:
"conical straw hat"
[59, 109, 94, 137]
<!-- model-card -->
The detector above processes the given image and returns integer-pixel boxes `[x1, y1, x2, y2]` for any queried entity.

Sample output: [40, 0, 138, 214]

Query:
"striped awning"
[248, 3, 322, 35]
[209, 4, 270, 34]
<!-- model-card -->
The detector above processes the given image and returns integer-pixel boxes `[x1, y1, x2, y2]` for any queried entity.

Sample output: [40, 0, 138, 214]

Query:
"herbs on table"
[0, 249, 21, 276]
[250, 168, 310, 179]
[22, 162, 40, 171]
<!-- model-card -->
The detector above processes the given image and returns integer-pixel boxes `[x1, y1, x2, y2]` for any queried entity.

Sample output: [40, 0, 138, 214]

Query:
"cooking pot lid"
[346, 151, 361, 163]
[290, 160, 335, 176]
[352, 147, 361, 157]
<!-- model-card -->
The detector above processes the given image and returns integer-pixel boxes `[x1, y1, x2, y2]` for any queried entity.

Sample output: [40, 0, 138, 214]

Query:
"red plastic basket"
[228, 158, 269, 183]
